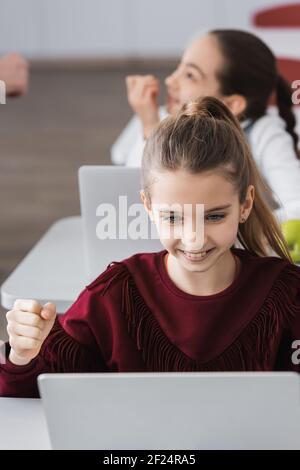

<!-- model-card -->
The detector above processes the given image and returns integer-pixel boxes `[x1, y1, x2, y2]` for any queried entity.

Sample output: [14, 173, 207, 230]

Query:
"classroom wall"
[0, 0, 297, 58]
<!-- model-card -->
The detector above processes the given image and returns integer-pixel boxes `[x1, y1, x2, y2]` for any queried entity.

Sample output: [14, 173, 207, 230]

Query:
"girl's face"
[141, 169, 253, 275]
[165, 34, 224, 114]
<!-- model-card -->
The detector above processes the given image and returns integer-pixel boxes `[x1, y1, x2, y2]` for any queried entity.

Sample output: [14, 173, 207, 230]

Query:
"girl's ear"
[240, 185, 255, 221]
[140, 190, 154, 220]
[222, 94, 247, 117]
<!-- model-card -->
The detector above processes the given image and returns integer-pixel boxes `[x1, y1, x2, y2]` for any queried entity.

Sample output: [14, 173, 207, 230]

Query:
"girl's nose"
[181, 227, 206, 249]
[165, 71, 177, 88]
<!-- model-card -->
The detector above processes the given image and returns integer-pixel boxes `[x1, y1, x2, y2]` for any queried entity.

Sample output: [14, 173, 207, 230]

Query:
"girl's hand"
[0, 53, 29, 97]
[126, 74, 160, 138]
[6, 299, 57, 366]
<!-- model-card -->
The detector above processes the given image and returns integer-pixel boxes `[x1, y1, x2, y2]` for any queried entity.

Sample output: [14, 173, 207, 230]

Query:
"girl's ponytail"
[276, 74, 299, 155]
[178, 95, 242, 134]
[237, 148, 291, 261]
[181, 97, 239, 125]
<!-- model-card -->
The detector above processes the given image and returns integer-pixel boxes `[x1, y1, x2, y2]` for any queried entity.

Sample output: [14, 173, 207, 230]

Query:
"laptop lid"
[38, 372, 300, 450]
[78, 166, 163, 282]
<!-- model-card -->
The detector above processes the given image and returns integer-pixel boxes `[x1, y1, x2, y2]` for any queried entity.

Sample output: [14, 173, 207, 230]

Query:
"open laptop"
[38, 372, 300, 450]
[78, 166, 163, 282]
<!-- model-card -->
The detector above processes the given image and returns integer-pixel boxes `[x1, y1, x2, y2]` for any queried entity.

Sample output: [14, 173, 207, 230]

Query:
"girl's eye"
[185, 72, 196, 80]
[162, 214, 183, 224]
[206, 214, 226, 222]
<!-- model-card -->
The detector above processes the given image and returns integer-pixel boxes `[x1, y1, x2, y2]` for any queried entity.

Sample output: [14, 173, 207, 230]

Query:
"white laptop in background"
[38, 372, 300, 450]
[78, 166, 163, 282]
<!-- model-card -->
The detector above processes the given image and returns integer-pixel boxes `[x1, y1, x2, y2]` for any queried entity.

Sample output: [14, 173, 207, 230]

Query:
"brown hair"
[142, 96, 291, 261]
[210, 29, 299, 154]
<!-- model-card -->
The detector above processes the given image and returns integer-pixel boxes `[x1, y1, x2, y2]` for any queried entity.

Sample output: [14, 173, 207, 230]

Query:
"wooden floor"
[0, 63, 173, 340]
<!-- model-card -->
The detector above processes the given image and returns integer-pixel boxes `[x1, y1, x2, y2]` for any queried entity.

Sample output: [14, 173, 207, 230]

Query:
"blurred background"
[0, 0, 300, 336]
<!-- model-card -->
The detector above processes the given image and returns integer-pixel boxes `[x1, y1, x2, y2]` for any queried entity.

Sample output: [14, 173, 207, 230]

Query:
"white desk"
[0, 398, 51, 449]
[1, 217, 87, 313]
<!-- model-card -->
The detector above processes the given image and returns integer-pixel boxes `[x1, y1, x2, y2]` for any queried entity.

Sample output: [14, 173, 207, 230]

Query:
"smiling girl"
[1, 97, 300, 398]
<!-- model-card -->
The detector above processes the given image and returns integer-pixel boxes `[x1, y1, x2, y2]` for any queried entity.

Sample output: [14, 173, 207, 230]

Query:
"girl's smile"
[178, 247, 216, 263]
